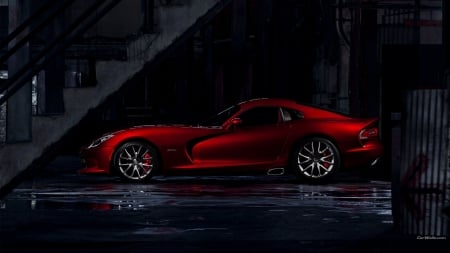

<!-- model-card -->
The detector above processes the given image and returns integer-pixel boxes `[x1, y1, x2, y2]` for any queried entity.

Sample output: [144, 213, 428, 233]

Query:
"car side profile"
[79, 98, 383, 182]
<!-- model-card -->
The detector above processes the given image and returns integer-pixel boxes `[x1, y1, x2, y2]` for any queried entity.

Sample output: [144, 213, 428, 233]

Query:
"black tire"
[113, 141, 159, 182]
[292, 137, 341, 183]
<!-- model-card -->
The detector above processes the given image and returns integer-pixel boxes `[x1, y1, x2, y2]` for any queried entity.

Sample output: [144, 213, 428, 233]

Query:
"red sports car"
[80, 98, 383, 182]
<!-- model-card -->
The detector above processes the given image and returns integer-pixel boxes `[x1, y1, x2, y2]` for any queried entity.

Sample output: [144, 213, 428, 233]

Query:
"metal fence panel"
[397, 89, 448, 237]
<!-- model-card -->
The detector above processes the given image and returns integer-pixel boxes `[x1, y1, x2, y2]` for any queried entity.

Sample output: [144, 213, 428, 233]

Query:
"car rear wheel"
[292, 137, 340, 182]
[113, 141, 158, 182]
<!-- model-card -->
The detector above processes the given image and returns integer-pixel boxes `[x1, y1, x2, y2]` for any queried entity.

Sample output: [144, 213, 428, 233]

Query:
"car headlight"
[87, 134, 114, 149]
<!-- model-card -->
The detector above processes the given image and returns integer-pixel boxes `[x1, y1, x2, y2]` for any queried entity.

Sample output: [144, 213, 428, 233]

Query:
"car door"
[191, 106, 290, 166]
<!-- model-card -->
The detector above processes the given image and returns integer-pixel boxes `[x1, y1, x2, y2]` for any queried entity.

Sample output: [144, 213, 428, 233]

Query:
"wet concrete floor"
[0, 157, 446, 252]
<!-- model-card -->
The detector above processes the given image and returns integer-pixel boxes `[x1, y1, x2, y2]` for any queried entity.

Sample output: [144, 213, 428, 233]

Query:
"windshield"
[200, 105, 240, 126]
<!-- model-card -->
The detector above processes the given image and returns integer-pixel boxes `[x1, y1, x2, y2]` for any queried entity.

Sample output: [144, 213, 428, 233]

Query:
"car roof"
[238, 98, 299, 109]
[237, 98, 350, 119]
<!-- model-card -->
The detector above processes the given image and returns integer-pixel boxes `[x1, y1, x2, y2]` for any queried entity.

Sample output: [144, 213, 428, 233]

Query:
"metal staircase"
[0, 0, 231, 196]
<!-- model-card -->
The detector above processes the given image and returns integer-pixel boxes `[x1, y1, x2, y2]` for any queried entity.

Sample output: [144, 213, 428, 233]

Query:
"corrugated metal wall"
[397, 89, 449, 236]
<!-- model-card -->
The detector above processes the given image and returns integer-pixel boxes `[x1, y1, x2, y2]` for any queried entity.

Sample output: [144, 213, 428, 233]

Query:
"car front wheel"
[113, 141, 158, 182]
[292, 137, 340, 182]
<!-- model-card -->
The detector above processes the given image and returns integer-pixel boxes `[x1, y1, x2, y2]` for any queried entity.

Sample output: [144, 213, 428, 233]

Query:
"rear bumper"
[343, 142, 384, 169]
[370, 157, 382, 167]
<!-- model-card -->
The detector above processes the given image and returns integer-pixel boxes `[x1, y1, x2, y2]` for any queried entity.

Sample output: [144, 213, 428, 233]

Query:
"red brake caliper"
[143, 153, 152, 172]
[323, 150, 331, 170]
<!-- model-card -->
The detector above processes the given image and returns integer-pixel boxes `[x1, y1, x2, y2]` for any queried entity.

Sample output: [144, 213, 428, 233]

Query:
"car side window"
[238, 107, 279, 127]
[281, 108, 304, 122]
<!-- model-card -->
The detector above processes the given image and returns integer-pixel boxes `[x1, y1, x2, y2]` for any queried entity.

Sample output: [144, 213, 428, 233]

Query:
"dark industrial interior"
[0, 0, 449, 252]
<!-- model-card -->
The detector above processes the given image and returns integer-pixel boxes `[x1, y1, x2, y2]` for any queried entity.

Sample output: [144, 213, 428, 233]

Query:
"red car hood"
[108, 124, 225, 145]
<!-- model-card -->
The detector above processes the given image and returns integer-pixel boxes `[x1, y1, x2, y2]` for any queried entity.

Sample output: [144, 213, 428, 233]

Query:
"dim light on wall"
[0, 70, 7, 80]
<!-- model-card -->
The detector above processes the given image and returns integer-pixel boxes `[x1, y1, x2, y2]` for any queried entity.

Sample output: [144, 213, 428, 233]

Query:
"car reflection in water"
[0, 170, 402, 249]
[6, 175, 391, 217]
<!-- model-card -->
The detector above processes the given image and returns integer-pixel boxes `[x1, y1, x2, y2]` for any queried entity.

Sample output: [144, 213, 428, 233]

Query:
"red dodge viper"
[80, 98, 383, 182]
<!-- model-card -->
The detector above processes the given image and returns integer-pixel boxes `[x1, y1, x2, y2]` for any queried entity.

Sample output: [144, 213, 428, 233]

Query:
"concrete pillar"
[35, 3, 65, 115]
[271, 1, 290, 99]
[231, 0, 249, 103]
[0, 2, 7, 40]
[175, 41, 192, 122]
[203, 24, 218, 114]
[413, 0, 421, 44]
[253, 0, 272, 99]
[141, 0, 154, 33]
[349, 2, 361, 117]
[0, 2, 7, 144]
[38, 57, 65, 114]
[361, 4, 379, 118]
[336, 0, 350, 114]
[6, 0, 31, 143]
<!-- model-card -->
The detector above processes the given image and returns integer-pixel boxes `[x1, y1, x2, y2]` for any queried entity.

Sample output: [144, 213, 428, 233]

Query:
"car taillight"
[359, 127, 379, 140]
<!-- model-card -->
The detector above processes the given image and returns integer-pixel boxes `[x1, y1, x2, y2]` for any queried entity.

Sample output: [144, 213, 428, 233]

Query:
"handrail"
[0, 0, 76, 65]
[0, 0, 104, 94]
[0, 0, 54, 50]
[0, 0, 123, 106]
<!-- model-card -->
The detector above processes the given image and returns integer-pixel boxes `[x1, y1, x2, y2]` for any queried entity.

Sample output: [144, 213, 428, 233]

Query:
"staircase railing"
[0, 0, 123, 106]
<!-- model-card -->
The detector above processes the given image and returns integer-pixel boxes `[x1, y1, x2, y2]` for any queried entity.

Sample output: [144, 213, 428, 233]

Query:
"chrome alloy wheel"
[116, 142, 155, 181]
[296, 139, 337, 179]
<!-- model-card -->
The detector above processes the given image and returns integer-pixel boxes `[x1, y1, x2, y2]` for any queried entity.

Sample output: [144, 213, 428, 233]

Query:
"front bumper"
[78, 146, 114, 175]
